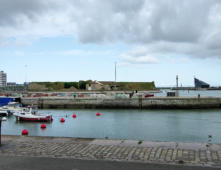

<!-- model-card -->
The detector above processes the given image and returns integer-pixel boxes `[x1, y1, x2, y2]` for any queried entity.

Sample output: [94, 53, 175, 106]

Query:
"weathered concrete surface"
[1, 155, 220, 170]
[21, 97, 221, 109]
[1, 135, 221, 167]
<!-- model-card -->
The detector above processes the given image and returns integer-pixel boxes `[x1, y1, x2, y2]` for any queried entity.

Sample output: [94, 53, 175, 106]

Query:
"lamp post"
[176, 75, 179, 97]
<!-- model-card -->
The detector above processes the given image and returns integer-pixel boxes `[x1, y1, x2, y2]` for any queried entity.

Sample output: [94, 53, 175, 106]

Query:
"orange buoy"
[60, 118, 65, 122]
[41, 124, 46, 129]
[22, 129, 28, 135]
[72, 114, 77, 118]
[96, 112, 101, 116]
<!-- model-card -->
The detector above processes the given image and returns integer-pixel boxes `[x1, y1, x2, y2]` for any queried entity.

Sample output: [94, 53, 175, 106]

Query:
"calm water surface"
[2, 109, 221, 144]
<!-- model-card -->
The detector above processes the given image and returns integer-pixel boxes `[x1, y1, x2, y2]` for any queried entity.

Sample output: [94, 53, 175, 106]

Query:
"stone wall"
[21, 97, 221, 109]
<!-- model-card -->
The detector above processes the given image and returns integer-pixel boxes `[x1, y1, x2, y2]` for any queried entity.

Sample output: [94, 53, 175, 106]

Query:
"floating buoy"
[60, 118, 65, 122]
[72, 114, 77, 118]
[96, 112, 101, 116]
[22, 129, 28, 135]
[41, 124, 46, 129]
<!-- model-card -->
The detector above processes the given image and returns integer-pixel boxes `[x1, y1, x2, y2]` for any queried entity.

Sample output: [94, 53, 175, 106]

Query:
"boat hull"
[0, 113, 8, 117]
[0, 110, 10, 117]
[16, 115, 53, 122]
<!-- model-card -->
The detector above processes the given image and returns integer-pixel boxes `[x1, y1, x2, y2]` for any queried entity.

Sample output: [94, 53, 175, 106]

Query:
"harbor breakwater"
[21, 97, 221, 109]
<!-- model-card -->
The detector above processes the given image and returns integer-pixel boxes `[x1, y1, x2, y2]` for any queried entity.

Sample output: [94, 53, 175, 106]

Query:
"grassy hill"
[28, 81, 156, 91]
[101, 81, 156, 90]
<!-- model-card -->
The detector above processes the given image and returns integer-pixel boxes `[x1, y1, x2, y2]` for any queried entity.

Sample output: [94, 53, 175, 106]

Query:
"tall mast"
[115, 62, 117, 82]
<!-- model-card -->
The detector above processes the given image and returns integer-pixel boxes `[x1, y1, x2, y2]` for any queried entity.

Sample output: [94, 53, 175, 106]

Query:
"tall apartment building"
[0, 71, 7, 87]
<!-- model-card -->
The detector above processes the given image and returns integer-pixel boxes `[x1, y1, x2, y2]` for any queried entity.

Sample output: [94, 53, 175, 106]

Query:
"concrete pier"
[1, 135, 221, 167]
[21, 97, 221, 109]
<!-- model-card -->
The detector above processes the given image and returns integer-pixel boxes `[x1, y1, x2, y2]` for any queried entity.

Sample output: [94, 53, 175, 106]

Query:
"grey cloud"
[149, 0, 212, 42]
[0, 0, 47, 26]
[74, 0, 217, 44]
[73, 0, 147, 43]
[1, 0, 221, 59]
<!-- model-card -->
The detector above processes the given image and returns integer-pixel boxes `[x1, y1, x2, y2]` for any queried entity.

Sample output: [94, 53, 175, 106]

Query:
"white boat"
[1, 102, 23, 114]
[14, 106, 53, 122]
[0, 109, 10, 116]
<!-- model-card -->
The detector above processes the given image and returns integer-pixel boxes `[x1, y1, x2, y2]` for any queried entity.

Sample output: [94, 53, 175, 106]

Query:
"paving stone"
[143, 147, 152, 161]
[165, 149, 173, 161]
[159, 149, 167, 161]
[1, 135, 221, 167]
[177, 149, 183, 160]
[206, 150, 212, 162]
[172, 149, 177, 161]
[212, 151, 219, 162]
[218, 151, 221, 161]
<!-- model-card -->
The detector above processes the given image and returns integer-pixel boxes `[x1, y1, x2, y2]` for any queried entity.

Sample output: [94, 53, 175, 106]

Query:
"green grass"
[29, 81, 156, 91]
[138, 140, 143, 145]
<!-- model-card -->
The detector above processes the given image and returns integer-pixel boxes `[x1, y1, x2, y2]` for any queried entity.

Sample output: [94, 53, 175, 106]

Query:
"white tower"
[176, 75, 179, 97]
[0, 71, 7, 87]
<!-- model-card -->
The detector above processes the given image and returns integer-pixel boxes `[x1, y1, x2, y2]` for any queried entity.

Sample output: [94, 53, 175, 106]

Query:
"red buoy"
[96, 112, 101, 116]
[22, 129, 28, 135]
[72, 114, 77, 118]
[41, 124, 46, 129]
[60, 118, 65, 122]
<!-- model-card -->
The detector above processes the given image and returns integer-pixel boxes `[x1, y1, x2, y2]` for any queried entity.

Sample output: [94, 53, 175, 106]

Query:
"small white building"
[0, 71, 7, 87]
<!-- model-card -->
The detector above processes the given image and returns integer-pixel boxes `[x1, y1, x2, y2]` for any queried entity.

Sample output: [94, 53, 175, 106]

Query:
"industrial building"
[194, 78, 210, 88]
[0, 71, 7, 87]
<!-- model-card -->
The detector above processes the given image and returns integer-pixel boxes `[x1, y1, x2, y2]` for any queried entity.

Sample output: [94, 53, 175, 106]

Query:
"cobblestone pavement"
[1, 135, 221, 167]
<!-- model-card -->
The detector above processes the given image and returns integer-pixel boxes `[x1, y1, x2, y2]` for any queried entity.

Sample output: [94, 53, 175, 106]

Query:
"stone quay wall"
[21, 97, 221, 109]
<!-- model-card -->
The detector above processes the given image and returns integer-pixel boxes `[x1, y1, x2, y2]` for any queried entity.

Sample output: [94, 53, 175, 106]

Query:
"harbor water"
[2, 108, 221, 144]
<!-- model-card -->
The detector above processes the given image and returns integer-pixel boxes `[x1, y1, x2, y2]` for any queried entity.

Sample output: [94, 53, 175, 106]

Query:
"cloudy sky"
[1, 0, 221, 86]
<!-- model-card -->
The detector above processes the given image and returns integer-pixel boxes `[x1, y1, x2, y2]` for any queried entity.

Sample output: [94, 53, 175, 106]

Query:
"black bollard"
[0, 117, 2, 146]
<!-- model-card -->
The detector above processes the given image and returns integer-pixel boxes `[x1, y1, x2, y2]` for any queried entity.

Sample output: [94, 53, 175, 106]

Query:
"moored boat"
[0, 109, 10, 117]
[144, 93, 154, 98]
[14, 106, 53, 122]
[0, 97, 14, 107]
[1, 102, 23, 114]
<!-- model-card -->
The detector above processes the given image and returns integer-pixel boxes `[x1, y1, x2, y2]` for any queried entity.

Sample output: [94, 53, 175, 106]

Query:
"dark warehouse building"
[194, 78, 210, 88]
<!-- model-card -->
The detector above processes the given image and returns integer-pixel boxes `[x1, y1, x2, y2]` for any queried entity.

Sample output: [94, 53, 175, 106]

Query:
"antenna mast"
[115, 62, 117, 82]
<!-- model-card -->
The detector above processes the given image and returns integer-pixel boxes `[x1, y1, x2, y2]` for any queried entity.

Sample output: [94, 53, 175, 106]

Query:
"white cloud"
[120, 47, 158, 64]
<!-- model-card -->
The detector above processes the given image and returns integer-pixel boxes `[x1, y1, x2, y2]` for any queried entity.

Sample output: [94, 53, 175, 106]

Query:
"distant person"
[129, 91, 134, 98]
